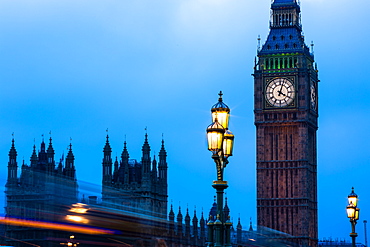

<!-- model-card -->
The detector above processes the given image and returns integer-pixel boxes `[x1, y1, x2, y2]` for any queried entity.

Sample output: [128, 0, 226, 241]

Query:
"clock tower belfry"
[253, 0, 318, 246]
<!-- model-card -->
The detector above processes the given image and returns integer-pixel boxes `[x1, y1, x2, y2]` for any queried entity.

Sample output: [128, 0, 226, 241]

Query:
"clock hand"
[278, 86, 286, 97]
[277, 81, 285, 96]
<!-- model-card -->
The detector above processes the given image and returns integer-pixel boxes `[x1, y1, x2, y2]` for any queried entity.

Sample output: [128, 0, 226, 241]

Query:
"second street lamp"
[206, 91, 234, 247]
[347, 187, 360, 247]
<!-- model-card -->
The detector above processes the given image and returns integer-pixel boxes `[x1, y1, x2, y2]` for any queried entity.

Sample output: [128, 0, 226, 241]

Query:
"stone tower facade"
[101, 133, 168, 218]
[5, 137, 78, 247]
[253, 0, 319, 246]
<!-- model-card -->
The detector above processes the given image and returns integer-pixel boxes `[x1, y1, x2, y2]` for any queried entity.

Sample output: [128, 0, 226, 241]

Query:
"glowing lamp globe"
[347, 204, 356, 219]
[355, 208, 360, 220]
[211, 91, 230, 129]
[223, 129, 235, 157]
[348, 187, 358, 207]
[206, 120, 225, 153]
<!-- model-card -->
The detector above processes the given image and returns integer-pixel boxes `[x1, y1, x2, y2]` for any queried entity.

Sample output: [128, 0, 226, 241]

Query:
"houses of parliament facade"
[3, 0, 318, 246]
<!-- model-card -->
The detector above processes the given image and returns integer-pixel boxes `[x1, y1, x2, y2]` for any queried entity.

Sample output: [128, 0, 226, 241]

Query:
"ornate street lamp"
[206, 91, 234, 247]
[347, 187, 360, 247]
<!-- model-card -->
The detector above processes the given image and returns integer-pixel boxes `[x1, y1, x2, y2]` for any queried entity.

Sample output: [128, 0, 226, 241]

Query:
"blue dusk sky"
[0, 0, 370, 242]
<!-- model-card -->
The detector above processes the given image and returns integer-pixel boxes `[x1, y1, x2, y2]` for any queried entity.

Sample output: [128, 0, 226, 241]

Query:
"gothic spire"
[65, 142, 75, 179]
[177, 206, 183, 235]
[121, 141, 130, 185]
[185, 207, 190, 222]
[185, 207, 191, 238]
[224, 197, 230, 219]
[104, 134, 112, 153]
[177, 206, 183, 221]
[237, 217, 242, 230]
[152, 155, 157, 180]
[113, 156, 119, 182]
[192, 207, 199, 238]
[142, 131, 151, 160]
[249, 217, 254, 231]
[121, 141, 129, 163]
[169, 203, 175, 221]
[46, 137, 55, 174]
[47, 137, 54, 154]
[102, 133, 113, 185]
[193, 207, 198, 223]
[9, 137, 17, 158]
[209, 195, 217, 218]
[30, 144, 38, 167]
[40, 135, 46, 152]
[158, 137, 168, 185]
[7, 137, 18, 186]
[199, 209, 206, 240]
[39, 135, 47, 165]
[141, 131, 151, 178]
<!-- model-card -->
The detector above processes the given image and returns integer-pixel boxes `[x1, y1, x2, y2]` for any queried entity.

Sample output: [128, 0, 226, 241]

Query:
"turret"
[102, 134, 112, 186]
[237, 217, 242, 244]
[177, 206, 183, 237]
[168, 204, 175, 235]
[30, 144, 38, 168]
[209, 196, 217, 218]
[158, 138, 167, 182]
[169, 204, 175, 221]
[151, 156, 157, 182]
[141, 133, 151, 179]
[65, 143, 76, 179]
[113, 157, 119, 183]
[6, 138, 18, 187]
[38, 138, 47, 169]
[223, 197, 230, 220]
[46, 137, 55, 175]
[192, 209, 199, 241]
[121, 141, 129, 185]
[184, 207, 191, 240]
[199, 210, 206, 241]
[151, 156, 158, 201]
[57, 156, 63, 175]
[20, 160, 30, 186]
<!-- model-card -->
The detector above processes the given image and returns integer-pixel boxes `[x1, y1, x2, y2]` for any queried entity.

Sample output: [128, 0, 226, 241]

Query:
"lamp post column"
[213, 181, 228, 247]
[206, 92, 235, 247]
[350, 220, 357, 247]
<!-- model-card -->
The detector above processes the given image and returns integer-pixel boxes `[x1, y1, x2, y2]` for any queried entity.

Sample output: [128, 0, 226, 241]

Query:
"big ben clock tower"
[253, 0, 318, 246]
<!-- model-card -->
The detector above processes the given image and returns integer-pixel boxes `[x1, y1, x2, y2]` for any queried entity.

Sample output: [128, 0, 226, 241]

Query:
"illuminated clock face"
[265, 78, 295, 107]
[310, 82, 316, 110]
